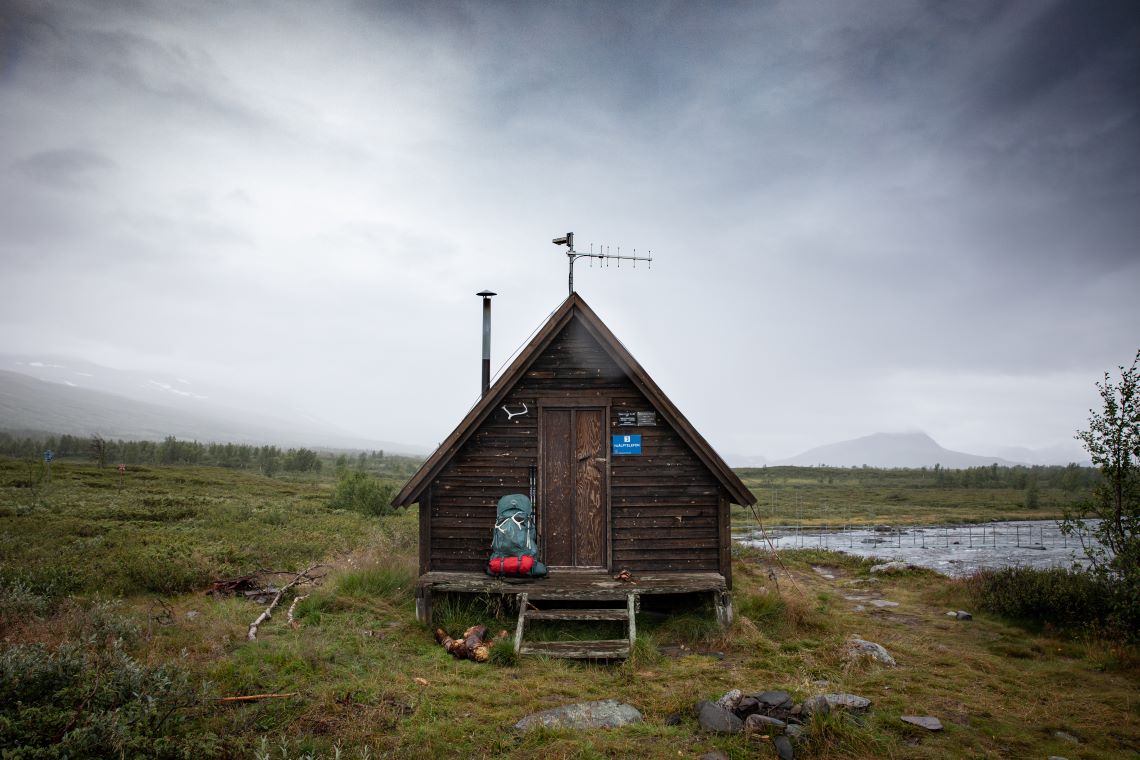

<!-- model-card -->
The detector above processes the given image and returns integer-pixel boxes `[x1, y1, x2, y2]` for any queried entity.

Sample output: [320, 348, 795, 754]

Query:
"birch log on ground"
[247, 564, 320, 641]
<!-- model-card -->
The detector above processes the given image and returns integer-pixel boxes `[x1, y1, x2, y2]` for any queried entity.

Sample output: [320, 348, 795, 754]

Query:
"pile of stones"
[697, 688, 872, 759]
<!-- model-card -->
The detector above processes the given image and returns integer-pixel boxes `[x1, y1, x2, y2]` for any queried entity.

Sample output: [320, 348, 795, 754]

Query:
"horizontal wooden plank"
[430, 504, 497, 514]
[611, 483, 720, 495]
[431, 561, 486, 572]
[612, 548, 718, 560]
[430, 540, 492, 551]
[419, 570, 726, 596]
[613, 529, 717, 541]
[429, 531, 492, 543]
[525, 609, 629, 622]
[614, 559, 719, 569]
[431, 547, 490, 558]
[612, 537, 719, 549]
[435, 479, 530, 489]
[520, 640, 630, 659]
[442, 466, 537, 477]
[612, 498, 718, 508]
[452, 454, 537, 465]
[611, 517, 715, 528]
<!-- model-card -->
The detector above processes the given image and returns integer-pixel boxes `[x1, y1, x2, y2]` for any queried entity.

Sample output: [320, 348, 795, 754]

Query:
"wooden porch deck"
[415, 571, 732, 628]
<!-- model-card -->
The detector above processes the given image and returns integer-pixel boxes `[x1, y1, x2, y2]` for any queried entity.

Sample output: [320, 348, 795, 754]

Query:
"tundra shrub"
[329, 471, 398, 517]
[0, 641, 217, 758]
[964, 566, 1108, 630]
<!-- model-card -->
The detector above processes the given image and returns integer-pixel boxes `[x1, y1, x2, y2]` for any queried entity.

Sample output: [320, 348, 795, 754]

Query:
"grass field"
[2, 459, 1135, 759]
[734, 465, 1090, 527]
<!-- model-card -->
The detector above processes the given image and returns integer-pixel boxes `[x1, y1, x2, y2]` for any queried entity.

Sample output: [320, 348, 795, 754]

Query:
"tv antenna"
[551, 232, 652, 295]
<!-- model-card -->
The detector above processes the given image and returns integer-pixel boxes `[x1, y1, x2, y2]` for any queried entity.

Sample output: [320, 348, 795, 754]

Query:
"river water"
[734, 519, 1099, 577]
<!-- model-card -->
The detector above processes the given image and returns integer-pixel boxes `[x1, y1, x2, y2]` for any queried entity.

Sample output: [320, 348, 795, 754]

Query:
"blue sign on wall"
[612, 434, 642, 455]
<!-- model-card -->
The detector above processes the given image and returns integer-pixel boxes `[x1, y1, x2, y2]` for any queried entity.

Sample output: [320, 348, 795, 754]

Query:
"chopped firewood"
[464, 624, 489, 662]
[434, 627, 468, 658]
[436, 624, 499, 662]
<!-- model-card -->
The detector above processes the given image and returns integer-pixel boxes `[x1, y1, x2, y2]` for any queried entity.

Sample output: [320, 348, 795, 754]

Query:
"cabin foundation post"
[415, 587, 433, 625]
[714, 591, 733, 628]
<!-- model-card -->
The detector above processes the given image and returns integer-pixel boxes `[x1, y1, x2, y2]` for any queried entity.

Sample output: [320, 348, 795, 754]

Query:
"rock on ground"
[697, 701, 744, 734]
[822, 693, 872, 711]
[743, 713, 787, 731]
[1054, 730, 1080, 744]
[800, 695, 831, 718]
[513, 700, 642, 731]
[754, 690, 792, 708]
[715, 688, 743, 711]
[846, 637, 897, 666]
[774, 734, 794, 759]
[901, 715, 943, 731]
[699, 751, 730, 760]
[870, 561, 913, 574]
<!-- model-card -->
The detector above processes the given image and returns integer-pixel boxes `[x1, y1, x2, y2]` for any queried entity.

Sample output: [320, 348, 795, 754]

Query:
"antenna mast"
[551, 232, 652, 295]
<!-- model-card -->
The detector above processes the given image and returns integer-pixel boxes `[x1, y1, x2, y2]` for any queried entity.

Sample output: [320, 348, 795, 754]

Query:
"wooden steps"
[513, 591, 638, 660]
[524, 608, 630, 622]
[519, 639, 630, 659]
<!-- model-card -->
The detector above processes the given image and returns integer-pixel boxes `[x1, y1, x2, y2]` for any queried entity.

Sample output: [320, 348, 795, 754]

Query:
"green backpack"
[486, 494, 548, 577]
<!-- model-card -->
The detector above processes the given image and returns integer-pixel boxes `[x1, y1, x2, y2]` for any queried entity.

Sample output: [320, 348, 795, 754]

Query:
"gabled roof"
[392, 292, 756, 507]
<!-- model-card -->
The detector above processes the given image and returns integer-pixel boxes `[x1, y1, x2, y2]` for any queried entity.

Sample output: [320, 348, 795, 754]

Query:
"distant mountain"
[0, 366, 428, 453]
[988, 443, 1090, 466]
[775, 432, 1021, 469]
[724, 453, 769, 468]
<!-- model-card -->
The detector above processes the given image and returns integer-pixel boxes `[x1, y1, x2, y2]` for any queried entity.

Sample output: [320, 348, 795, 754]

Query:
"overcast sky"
[1, 0, 1137, 461]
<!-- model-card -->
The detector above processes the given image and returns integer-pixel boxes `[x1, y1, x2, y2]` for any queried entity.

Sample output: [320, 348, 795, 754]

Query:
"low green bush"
[329, 472, 398, 517]
[962, 566, 1108, 630]
[0, 604, 217, 759]
[113, 544, 213, 595]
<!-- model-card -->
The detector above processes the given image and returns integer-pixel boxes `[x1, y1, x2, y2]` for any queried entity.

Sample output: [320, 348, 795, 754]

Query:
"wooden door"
[540, 407, 607, 568]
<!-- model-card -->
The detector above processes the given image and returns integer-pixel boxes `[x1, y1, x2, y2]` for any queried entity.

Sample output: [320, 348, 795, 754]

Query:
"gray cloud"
[13, 147, 114, 189]
[0, 0, 1136, 460]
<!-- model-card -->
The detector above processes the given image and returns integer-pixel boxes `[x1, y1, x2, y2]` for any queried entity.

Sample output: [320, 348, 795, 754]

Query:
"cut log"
[435, 624, 502, 662]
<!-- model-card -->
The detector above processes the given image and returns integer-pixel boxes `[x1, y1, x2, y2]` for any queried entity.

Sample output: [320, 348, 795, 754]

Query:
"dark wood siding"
[427, 318, 723, 574]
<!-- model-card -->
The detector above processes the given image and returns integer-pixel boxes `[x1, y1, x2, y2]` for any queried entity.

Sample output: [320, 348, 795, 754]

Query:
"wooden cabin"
[393, 293, 757, 657]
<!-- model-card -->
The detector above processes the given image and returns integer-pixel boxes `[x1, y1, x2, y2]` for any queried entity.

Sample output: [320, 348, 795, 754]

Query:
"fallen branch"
[218, 693, 298, 703]
[287, 594, 309, 628]
[257, 567, 329, 582]
[247, 564, 321, 641]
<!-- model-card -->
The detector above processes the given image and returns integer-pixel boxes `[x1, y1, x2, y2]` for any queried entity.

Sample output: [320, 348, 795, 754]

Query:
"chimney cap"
[476, 290, 497, 298]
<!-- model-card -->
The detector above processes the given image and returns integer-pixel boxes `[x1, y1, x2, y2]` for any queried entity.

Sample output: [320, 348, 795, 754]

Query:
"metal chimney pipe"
[477, 290, 496, 396]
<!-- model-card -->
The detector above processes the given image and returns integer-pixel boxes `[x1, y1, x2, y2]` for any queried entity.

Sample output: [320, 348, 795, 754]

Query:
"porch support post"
[415, 586, 433, 625]
[714, 591, 733, 629]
